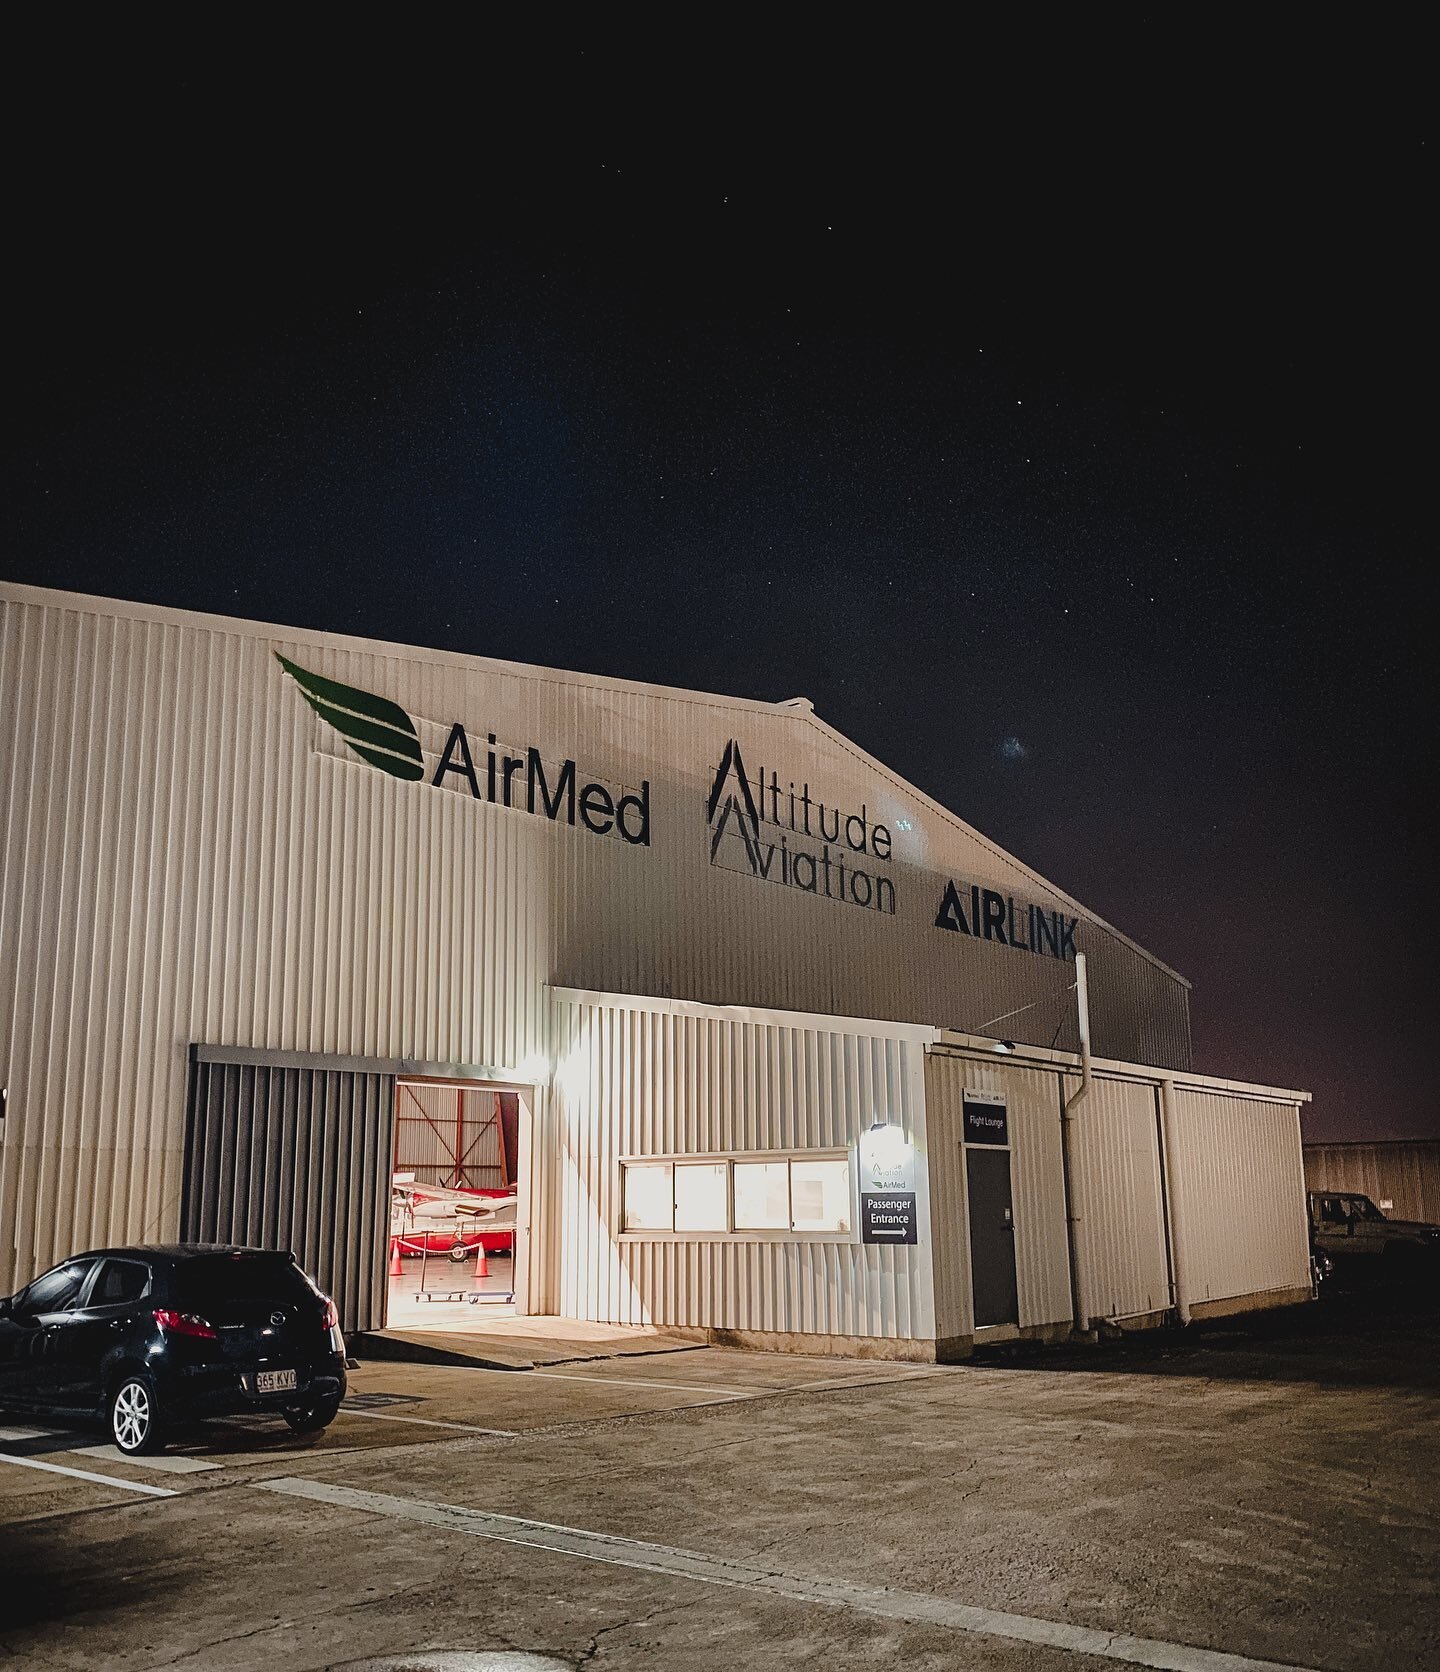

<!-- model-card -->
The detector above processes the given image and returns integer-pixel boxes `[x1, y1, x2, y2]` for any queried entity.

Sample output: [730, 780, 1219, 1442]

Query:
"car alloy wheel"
[111, 1377, 161, 1455]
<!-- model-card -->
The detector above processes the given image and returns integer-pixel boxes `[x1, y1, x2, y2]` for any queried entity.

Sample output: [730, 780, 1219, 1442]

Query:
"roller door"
[181, 1055, 395, 1333]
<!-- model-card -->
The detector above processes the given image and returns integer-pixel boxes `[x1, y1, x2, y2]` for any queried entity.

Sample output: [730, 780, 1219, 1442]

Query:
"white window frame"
[618, 1148, 854, 1242]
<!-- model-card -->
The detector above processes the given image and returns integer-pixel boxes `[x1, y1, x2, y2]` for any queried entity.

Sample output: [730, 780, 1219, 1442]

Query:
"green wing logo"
[276, 654, 425, 781]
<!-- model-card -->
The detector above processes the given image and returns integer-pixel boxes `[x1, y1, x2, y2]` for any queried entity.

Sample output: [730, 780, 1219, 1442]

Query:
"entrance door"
[966, 1146, 1019, 1328]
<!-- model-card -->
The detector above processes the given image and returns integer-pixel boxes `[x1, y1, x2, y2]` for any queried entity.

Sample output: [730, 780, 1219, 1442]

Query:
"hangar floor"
[384, 1250, 517, 1332]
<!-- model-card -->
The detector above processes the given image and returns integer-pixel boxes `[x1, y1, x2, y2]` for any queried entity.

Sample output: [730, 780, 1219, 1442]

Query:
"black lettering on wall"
[616, 782, 652, 846]
[528, 748, 577, 823]
[935, 880, 971, 933]
[579, 782, 615, 835]
[433, 723, 481, 797]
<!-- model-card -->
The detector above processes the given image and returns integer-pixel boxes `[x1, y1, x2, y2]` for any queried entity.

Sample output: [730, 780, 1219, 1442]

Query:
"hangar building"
[0, 584, 1313, 1354]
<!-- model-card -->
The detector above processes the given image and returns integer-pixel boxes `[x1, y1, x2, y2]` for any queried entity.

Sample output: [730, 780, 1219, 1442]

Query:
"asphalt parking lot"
[2, 1293, 1436, 1671]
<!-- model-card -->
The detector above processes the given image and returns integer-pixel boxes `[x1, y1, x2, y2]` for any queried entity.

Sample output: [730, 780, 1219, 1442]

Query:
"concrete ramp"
[351, 1317, 704, 1371]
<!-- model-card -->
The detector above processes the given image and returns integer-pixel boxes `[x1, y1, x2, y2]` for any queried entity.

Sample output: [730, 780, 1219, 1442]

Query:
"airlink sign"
[935, 877, 1077, 962]
[278, 655, 651, 845]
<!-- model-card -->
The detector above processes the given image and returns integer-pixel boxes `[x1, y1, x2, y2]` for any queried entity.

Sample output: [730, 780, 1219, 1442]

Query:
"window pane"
[178, 1254, 313, 1309]
[790, 1159, 851, 1232]
[623, 1163, 674, 1232]
[733, 1161, 790, 1230]
[23, 1261, 92, 1314]
[674, 1163, 728, 1232]
[94, 1260, 152, 1306]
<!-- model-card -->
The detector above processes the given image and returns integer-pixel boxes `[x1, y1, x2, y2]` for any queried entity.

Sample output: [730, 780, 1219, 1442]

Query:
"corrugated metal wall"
[1, 584, 1190, 1293]
[925, 1055, 1072, 1340]
[928, 1043, 1309, 1337]
[1303, 1142, 1440, 1224]
[181, 1059, 394, 1333]
[550, 995, 934, 1341]
[1166, 1090, 1310, 1306]
[1063, 1074, 1172, 1322]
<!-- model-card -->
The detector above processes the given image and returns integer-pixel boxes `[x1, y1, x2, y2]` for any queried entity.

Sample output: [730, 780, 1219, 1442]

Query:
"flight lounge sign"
[278, 655, 651, 844]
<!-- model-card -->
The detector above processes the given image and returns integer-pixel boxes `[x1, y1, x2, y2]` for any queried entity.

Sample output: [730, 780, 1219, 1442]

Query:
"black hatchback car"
[0, 1245, 347, 1454]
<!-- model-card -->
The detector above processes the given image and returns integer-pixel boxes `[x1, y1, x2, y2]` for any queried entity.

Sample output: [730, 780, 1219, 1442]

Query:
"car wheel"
[110, 1374, 165, 1456]
[282, 1396, 340, 1435]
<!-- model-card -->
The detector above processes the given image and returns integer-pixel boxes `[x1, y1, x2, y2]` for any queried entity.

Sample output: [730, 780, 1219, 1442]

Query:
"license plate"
[255, 1369, 297, 1393]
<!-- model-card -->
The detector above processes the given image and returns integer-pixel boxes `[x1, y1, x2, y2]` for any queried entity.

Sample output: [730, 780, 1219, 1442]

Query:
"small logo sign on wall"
[858, 1122, 918, 1244]
[860, 1191, 918, 1245]
[962, 1094, 1009, 1146]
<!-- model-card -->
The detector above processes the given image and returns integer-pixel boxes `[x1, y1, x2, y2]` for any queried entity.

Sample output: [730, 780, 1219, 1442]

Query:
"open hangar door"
[182, 1049, 396, 1334]
[387, 1080, 525, 1328]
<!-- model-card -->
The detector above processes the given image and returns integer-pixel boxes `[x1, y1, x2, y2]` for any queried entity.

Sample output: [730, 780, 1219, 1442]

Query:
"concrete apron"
[350, 1319, 707, 1371]
[351, 1318, 950, 1371]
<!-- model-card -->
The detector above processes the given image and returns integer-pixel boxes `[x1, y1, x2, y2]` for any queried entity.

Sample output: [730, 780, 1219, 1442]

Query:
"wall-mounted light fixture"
[860, 1116, 913, 1184]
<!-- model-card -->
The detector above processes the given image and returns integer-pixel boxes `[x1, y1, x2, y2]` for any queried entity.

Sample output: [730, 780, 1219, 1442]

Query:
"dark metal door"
[182, 1059, 395, 1334]
[967, 1147, 1019, 1328]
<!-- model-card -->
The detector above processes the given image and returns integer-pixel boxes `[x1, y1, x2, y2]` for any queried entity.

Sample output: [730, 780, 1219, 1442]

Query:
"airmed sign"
[278, 654, 650, 844]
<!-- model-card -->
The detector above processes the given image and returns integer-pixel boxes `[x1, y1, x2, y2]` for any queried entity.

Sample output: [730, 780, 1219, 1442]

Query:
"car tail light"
[153, 1308, 217, 1340]
[321, 1298, 338, 1330]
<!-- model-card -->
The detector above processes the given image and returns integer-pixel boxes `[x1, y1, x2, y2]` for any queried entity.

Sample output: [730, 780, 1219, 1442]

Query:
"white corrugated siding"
[924, 1055, 1072, 1339]
[550, 996, 934, 1341]
[1064, 1074, 1172, 1321]
[1166, 1089, 1310, 1304]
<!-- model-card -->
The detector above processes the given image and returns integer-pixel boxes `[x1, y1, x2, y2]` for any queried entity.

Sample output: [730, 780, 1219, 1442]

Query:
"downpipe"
[1158, 1077, 1192, 1325]
[1060, 954, 1095, 1336]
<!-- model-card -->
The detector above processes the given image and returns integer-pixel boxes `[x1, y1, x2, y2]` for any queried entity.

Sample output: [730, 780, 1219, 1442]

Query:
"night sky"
[3, 36, 1432, 1140]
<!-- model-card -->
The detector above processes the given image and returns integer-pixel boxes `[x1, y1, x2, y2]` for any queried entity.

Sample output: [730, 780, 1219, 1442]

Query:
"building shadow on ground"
[968, 1285, 1440, 1392]
[0, 1521, 192, 1632]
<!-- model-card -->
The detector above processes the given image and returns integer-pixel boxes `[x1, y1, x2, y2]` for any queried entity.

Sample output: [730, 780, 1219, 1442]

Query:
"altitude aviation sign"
[706, 739, 896, 913]
[278, 655, 650, 844]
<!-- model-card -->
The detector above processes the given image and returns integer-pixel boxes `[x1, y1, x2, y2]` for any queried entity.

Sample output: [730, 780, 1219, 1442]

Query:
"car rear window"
[176, 1254, 315, 1309]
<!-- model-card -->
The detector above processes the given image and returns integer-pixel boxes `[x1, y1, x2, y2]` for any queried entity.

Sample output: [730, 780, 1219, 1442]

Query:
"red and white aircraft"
[390, 1177, 517, 1255]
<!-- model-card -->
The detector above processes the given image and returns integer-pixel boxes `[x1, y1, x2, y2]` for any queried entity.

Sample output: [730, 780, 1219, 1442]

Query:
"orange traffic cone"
[389, 1236, 403, 1277]
[472, 1243, 490, 1285]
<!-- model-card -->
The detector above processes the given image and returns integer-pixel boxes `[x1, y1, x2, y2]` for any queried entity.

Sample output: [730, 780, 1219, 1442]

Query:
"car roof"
[68, 1244, 297, 1262]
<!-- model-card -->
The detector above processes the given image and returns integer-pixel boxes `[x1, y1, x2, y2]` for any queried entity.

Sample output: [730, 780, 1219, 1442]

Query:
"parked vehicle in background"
[0, 1245, 346, 1454]
[1307, 1191, 1440, 1286]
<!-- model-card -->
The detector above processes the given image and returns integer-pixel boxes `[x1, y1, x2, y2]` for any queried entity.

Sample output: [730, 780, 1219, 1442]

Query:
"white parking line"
[0, 1424, 56, 1441]
[450, 1362, 944, 1400]
[71, 1444, 220, 1474]
[0, 1451, 178, 1497]
[257, 1476, 1319, 1672]
[471, 1366, 767, 1398]
[337, 1407, 516, 1438]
